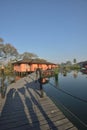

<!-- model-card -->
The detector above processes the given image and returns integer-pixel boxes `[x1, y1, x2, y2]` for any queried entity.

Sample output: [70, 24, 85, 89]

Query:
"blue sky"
[0, 0, 87, 63]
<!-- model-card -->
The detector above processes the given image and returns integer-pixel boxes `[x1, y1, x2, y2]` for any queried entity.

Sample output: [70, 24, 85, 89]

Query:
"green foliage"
[0, 38, 19, 57]
[73, 58, 77, 64]
[3, 62, 14, 75]
[54, 67, 59, 74]
[3, 43, 19, 56]
[21, 52, 38, 60]
[71, 64, 81, 70]
[0, 42, 4, 51]
[0, 38, 4, 44]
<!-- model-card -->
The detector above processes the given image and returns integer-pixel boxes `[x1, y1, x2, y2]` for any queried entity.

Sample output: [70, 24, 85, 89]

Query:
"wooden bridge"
[0, 73, 78, 130]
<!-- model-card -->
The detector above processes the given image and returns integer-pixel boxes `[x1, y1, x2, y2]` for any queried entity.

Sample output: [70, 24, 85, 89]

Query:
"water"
[43, 71, 87, 129]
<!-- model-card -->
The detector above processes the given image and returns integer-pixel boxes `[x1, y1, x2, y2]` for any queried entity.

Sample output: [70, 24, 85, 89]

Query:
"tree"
[66, 61, 72, 66]
[0, 38, 4, 51]
[0, 38, 4, 44]
[21, 52, 38, 60]
[0, 38, 19, 57]
[73, 58, 77, 64]
[3, 43, 19, 56]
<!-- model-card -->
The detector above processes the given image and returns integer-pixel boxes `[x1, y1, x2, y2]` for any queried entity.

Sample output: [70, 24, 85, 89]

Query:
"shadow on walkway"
[0, 77, 58, 130]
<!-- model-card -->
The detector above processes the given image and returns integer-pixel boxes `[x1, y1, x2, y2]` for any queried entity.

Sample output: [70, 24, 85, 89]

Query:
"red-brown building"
[12, 59, 58, 76]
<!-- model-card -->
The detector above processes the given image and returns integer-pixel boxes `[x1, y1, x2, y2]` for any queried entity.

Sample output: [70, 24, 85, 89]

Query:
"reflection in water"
[63, 70, 67, 76]
[42, 78, 49, 84]
[73, 70, 78, 78]
[54, 74, 59, 87]
[81, 68, 87, 75]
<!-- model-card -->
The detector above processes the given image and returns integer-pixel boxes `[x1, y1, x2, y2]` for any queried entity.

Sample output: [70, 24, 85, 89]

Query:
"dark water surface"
[43, 71, 87, 129]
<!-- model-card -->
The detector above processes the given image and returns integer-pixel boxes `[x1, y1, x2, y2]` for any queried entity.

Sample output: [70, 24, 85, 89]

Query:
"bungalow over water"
[12, 59, 58, 76]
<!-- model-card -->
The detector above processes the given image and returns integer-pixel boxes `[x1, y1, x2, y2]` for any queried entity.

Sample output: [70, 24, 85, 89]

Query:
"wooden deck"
[0, 73, 78, 130]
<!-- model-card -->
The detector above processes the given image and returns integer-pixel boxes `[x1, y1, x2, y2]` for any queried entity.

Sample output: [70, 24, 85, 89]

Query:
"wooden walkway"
[0, 73, 78, 130]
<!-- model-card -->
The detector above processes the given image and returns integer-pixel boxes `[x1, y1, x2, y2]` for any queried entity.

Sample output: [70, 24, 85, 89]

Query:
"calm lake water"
[43, 71, 87, 130]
